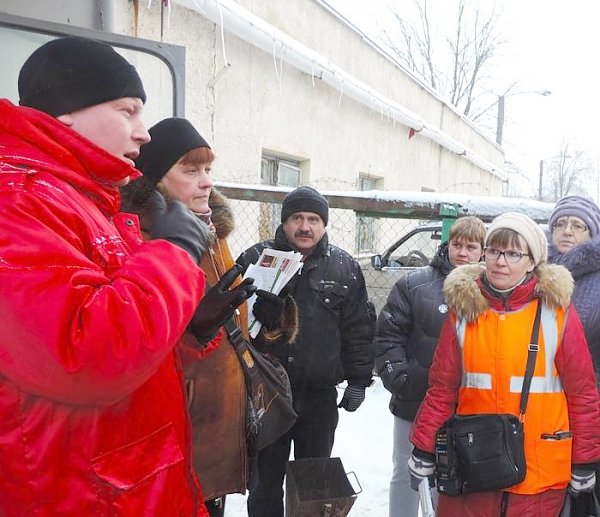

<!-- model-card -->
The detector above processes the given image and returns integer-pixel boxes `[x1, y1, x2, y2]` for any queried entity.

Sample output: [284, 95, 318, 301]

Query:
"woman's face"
[158, 159, 213, 213]
[551, 215, 591, 253]
[484, 236, 535, 290]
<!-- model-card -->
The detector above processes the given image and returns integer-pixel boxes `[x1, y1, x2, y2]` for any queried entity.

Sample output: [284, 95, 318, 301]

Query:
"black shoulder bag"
[223, 319, 297, 455]
[434, 300, 542, 495]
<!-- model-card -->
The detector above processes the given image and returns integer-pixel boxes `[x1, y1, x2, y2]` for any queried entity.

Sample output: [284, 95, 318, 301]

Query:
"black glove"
[337, 385, 366, 412]
[252, 289, 286, 331]
[189, 264, 257, 343]
[144, 190, 210, 264]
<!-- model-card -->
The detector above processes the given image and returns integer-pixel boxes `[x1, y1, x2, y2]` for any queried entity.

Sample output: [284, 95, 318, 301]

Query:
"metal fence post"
[439, 203, 459, 243]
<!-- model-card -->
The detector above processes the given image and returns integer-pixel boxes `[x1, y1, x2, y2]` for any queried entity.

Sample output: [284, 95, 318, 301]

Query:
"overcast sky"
[324, 0, 600, 199]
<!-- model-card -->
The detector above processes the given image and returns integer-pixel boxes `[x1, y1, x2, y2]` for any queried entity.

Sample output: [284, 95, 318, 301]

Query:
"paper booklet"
[243, 248, 303, 338]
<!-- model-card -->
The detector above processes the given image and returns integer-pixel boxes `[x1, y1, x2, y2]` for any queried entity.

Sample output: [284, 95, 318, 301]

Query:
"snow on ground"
[224, 377, 395, 516]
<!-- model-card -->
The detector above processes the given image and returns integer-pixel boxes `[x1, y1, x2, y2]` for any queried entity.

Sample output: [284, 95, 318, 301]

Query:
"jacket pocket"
[533, 434, 572, 488]
[311, 279, 349, 312]
[92, 422, 184, 491]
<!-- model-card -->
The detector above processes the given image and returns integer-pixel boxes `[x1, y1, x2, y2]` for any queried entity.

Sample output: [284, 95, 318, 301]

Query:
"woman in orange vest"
[409, 212, 600, 517]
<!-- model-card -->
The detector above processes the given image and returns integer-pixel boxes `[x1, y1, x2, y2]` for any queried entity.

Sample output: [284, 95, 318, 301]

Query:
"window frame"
[0, 12, 186, 117]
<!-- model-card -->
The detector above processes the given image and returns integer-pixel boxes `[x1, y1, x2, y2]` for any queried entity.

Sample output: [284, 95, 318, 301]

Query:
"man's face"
[282, 211, 326, 255]
[447, 238, 483, 267]
[58, 97, 150, 185]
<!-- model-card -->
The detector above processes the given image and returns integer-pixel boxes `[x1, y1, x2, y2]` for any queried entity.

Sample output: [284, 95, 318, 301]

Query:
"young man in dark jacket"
[374, 216, 485, 517]
[237, 186, 376, 517]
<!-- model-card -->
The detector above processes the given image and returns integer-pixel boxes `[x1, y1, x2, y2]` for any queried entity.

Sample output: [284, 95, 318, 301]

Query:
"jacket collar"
[443, 262, 574, 322]
[548, 237, 600, 280]
[0, 100, 139, 216]
[431, 242, 453, 275]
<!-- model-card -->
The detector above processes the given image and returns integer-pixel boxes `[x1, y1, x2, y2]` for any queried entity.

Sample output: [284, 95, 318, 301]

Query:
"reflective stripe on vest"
[456, 304, 562, 394]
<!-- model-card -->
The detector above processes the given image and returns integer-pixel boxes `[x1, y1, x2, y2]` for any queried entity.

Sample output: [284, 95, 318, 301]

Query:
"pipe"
[173, 0, 504, 180]
[97, 0, 116, 32]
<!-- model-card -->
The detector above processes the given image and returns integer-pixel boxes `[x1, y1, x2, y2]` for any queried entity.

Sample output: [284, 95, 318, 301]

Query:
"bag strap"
[223, 317, 245, 348]
[519, 300, 542, 419]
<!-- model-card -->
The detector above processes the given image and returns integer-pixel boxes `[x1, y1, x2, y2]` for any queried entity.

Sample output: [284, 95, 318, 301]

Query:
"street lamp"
[495, 90, 552, 146]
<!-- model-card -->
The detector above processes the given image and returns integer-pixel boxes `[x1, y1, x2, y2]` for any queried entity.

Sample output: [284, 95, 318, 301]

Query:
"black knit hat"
[135, 118, 211, 185]
[18, 36, 146, 117]
[281, 186, 329, 225]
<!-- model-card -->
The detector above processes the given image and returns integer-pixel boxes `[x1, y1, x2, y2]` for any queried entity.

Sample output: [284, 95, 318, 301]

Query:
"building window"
[260, 155, 301, 239]
[356, 175, 378, 253]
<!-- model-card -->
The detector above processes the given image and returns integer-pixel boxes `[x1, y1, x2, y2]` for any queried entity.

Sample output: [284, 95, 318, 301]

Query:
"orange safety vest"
[453, 301, 571, 495]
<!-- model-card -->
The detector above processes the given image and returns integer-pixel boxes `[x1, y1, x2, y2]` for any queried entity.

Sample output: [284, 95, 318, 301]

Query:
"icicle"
[217, 1, 229, 65]
[272, 40, 284, 91]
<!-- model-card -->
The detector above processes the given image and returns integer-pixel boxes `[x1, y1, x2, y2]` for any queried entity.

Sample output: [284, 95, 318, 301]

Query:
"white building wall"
[122, 0, 503, 196]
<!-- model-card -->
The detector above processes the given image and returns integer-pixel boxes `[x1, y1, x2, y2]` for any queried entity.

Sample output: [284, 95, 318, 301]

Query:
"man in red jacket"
[0, 36, 251, 516]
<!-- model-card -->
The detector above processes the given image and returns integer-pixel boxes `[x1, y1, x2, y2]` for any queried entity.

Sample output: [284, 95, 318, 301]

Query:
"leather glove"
[144, 190, 210, 264]
[252, 289, 286, 331]
[408, 451, 435, 491]
[569, 467, 596, 495]
[337, 385, 366, 412]
[189, 264, 257, 344]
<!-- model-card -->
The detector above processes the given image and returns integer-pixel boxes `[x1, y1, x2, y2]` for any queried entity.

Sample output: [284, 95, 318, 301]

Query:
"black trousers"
[247, 387, 339, 517]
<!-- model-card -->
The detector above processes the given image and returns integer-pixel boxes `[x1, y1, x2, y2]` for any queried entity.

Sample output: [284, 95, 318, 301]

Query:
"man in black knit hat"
[0, 36, 252, 516]
[237, 186, 376, 517]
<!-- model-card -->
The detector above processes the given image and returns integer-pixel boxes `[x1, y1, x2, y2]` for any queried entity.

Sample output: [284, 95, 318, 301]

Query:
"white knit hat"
[486, 212, 548, 266]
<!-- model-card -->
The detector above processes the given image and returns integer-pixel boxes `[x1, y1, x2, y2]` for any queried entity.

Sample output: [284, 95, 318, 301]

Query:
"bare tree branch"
[382, 0, 504, 118]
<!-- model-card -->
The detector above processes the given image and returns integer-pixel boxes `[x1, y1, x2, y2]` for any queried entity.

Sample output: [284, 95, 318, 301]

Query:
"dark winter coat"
[548, 238, 600, 386]
[237, 226, 375, 392]
[374, 243, 452, 421]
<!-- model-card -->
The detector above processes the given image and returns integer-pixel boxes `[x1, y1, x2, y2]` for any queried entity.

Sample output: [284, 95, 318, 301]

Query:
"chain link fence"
[224, 195, 444, 315]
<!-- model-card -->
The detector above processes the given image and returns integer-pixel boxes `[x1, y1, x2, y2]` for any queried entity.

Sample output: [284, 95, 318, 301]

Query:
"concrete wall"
[0, 0, 504, 197]
[127, 0, 504, 196]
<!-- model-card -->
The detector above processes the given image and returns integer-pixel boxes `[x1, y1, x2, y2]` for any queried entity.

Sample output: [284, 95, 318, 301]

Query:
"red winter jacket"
[0, 100, 209, 516]
[411, 264, 600, 514]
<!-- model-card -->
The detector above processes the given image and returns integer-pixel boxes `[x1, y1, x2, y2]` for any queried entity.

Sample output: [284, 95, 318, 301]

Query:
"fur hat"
[19, 36, 146, 117]
[486, 212, 548, 265]
[549, 195, 600, 237]
[135, 118, 211, 185]
[281, 186, 329, 225]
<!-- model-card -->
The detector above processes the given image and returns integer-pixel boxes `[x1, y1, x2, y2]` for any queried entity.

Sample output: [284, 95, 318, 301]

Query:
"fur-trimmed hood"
[443, 263, 574, 322]
[208, 188, 235, 239]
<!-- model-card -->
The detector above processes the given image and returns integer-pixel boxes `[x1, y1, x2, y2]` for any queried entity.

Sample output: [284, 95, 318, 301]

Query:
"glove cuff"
[412, 447, 435, 463]
[570, 468, 596, 492]
[408, 453, 434, 473]
[347, 377, 373, 388]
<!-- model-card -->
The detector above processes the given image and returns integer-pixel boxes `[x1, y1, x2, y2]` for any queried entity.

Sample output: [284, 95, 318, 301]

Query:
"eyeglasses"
[552, 219, 588, 233]
[484, 247, 530, 263]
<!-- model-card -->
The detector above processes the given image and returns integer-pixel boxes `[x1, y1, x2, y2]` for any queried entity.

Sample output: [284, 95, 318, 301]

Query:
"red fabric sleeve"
[410, 317, 462, 453]
[555, 306, 600, 464]
[178, 329, 224, 364]
[0, 191, 206, 405]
